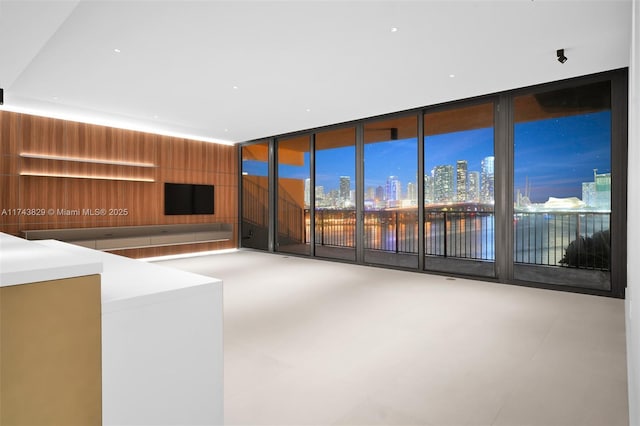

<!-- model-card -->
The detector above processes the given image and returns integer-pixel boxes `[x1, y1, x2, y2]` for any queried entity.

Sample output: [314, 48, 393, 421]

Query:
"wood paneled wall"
[0, 111, 238, 257]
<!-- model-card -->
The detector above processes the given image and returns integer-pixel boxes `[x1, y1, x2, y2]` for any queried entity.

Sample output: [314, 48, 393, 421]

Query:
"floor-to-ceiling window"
[363, 115, 418, 268]
[513, 81, 613, 290]
[241, 140, 270, 250]
[314, 127, 356, 261]
[239, 70, 626, 297]
[277, 135, 311, 255]
[423, 102, 496, 277]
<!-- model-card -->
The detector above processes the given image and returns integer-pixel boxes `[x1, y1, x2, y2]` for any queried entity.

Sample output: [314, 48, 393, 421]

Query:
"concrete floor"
[155, 249, 628, 426]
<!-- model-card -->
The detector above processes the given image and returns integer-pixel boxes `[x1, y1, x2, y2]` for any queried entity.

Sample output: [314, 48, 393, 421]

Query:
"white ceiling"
[0, 0, 632, 144]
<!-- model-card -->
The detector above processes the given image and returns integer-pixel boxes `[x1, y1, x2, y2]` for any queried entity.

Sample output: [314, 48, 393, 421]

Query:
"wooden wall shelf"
[19, 153, 156, 168]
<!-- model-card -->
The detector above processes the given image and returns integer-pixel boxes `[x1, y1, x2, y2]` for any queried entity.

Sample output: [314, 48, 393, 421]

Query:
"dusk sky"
[245, 110, 611, 204]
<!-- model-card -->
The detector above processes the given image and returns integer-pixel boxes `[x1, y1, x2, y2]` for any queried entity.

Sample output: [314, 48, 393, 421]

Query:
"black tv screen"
[164, 183, 214, 215]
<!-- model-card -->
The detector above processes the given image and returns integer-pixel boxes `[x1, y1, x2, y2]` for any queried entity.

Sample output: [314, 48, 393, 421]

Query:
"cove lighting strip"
[0, 104, 235, 146]
[20, 153, 156, 168]
[20, 171, 155, 183]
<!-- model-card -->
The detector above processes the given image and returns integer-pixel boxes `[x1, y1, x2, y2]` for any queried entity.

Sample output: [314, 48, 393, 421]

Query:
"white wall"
[628, 0, 640, 424]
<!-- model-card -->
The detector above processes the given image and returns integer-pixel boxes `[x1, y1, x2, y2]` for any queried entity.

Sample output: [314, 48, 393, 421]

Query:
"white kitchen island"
[34, 239, 224, 426]
[0, 233, 103, 426]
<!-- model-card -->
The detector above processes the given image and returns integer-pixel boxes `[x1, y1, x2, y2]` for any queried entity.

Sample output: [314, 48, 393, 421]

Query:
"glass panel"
[363, 116, 418, 268]
[424, 103, 495, 277]
[241, 141, 270, 250]
[277, 135, 310, 255]
[513, 81, 611, 290]
[314, 127, 356, 261]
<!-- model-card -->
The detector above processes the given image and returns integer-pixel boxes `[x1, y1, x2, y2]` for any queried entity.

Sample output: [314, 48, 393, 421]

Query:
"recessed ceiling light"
[113, 48, 121, 53]
[390, 27, 398, 33]
[224, 128, 229, 132]
[153, 115, 159, 119]
[232, 85, 239, 90]
[449, 74, 456, 78]
[52, 96, 59, 100]
[305, 108, 311, 112]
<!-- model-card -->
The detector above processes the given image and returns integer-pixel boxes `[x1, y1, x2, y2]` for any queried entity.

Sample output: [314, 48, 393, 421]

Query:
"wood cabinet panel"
[0, 111, 238, 255]
[0, 111, 20, 156]
[21, 115, 64, 155]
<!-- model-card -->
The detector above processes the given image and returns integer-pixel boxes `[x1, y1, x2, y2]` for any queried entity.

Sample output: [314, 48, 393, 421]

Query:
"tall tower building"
[468, 171, 480, 203]
[386, 176, 401, 207]
[424, 175, 434, 204]
[433, 165, 454, 203]
[339, 176, 350, 204]
[456, 160, 468, 203]
[481, 156, 495, 203]
[407, 182, 417, 205]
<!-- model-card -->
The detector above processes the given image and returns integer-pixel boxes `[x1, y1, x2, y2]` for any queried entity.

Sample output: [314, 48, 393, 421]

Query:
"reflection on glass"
[277, 135, 310, 255]
[514, 81, 612, 280]
[241, 141, 270, 250]
[364, 116, 418, 268]
[314, 127, 356, 261]
[424, 103, 495, 275]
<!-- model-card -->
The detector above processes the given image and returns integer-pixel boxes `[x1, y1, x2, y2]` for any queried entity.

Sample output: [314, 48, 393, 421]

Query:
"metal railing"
[424, 211, 494, 260]
[249, 198, 610, 271]
[364, 210, 418, 253]
[241, 178, 269, 228]
[314, 209, 356, 247]
[514, 211, 610, 270]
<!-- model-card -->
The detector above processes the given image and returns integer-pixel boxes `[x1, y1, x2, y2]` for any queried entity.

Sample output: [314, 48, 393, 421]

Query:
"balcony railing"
[308, 209, 610, 271]
[424, 211, 494, 261]
[514, 211, 610, 271]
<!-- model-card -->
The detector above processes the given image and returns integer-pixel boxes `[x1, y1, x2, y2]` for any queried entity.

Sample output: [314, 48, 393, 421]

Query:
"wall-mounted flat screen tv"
[164, 183, 214, 215]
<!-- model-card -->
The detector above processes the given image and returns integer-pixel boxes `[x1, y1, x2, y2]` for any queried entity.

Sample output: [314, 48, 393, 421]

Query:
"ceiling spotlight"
[557, 49, 567, 64]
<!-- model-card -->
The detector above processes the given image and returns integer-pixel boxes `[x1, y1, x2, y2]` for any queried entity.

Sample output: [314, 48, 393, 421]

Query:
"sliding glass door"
[239, 70, 626, 297]
[276, 135, 311, 255]
[241, 141, 270, 250]
[423, 102, 496, 277]
[314, 127, 356, 261]
[513, 81, 612, 290]
[363, 116, 418, 268]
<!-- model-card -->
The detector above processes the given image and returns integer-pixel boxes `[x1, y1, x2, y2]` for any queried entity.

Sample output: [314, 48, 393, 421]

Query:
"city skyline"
[244, 110, 611, 206]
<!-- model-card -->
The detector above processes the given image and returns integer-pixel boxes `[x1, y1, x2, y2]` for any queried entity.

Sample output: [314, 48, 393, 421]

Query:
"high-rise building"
[424, 175, 434, 203]
[407, 182, 417, 205]
[456, 160, 468, 203]
[375, 185, 385, 202]
[385, 176, 402, 207]
[468, 171, 480, 203]
[481, 156, 495, 203]
[433, 165, 454, 203]
[339, 176, 351, 204]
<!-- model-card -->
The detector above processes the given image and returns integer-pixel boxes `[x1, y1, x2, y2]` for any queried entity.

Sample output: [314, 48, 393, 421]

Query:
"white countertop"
[35, 239, 222, 313]
[0, 233, 103, 287]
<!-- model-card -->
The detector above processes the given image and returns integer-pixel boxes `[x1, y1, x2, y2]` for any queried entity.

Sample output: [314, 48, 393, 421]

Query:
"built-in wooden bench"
[22, 223, 233, 251]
